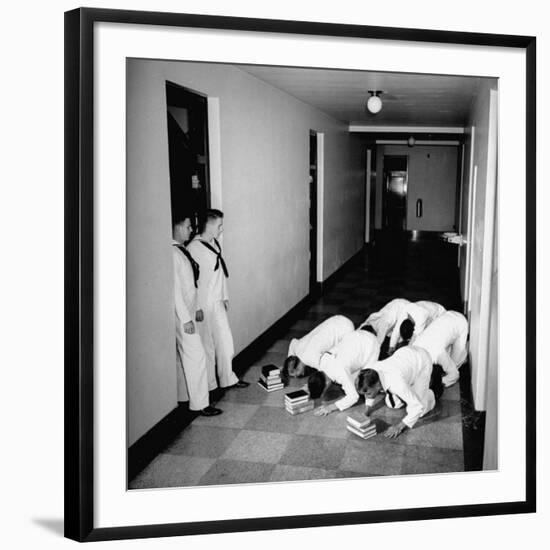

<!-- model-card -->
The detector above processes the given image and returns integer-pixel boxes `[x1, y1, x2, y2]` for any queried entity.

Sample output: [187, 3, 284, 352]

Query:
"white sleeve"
[389, 312, 405, 350]
[222, 273, 229, 301]
[414, 307, 430, 336]
[334, 374, 360, 411]
[189, 244, 210, 311]
[393, 378, 425, 428]
[173, 252, 192, 325]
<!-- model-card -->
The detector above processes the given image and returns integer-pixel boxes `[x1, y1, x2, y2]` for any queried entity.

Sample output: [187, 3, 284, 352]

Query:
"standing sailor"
[308, 328, 380, 416]
[414, 310, 469, 387]
[187, 209, 249, 391]
[283, 315, 355, 378]
[172, 215, 222, 416]
[355, 345, 441, 438]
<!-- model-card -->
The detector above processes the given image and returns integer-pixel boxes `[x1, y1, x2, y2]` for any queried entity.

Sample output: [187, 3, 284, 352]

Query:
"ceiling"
[237, 65, 485, 127]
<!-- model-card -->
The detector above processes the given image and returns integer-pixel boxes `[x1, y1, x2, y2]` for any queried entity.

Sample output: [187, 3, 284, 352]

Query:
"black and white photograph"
[126, 59, 499, 490]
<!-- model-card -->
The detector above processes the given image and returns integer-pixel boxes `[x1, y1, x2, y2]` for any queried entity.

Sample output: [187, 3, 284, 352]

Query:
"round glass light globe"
[367, 95, 382, 114]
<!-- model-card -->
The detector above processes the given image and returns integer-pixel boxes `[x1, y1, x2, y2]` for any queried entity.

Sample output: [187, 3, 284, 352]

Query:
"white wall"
[126, 59, 365, 445]
[459, 79, 499, 410]
[374, 145, 458, 231]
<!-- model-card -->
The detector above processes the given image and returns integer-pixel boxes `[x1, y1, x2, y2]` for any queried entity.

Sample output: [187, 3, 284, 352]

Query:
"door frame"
[309, 130, 318, 295]
[382, 154, 409, 230]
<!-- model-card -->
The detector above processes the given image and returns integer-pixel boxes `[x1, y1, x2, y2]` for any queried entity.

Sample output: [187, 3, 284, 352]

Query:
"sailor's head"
[283, 355, 310, 378]
[399, 317, 415, 343]
[307, 370, 329, 399]
[201, 209, 224, 239]
[173, 214, 194, 244]
[360, 324, 377, 336]
[355, 368, 382, 399]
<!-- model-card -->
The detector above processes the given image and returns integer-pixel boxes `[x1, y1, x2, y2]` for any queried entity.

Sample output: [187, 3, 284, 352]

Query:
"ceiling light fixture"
[366, 90, 383, 114]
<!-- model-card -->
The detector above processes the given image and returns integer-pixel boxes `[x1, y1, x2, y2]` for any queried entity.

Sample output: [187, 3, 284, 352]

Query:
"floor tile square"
[269, 464, 340, 482]
[398, 420, 463, 450]
[279, 435, 346, 470]
[129, 454, 215, 489]
[400, 445, 464, 475]
[164, 425, 241, 459]
[222, 430, 292, 463]
[340, 441, 407, 475]
[244, 405, 308, 433]
[199, 459, 275, 486]
[296, 409, 351, 439]
[192, 402, 260, 429]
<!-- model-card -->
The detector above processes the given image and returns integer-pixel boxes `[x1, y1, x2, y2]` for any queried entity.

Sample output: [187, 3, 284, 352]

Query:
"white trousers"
[413, 366, 436, 419]
[369, 318, 392, 345]
[175, 321, 209, 411]
[437, 325, 469, 387]
[198, 300, 239, 389]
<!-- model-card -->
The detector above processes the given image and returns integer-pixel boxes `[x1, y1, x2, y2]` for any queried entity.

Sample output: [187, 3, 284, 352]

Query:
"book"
[285, 401, 314, 415]
[260, 372, 281, 380]
[257, 380, 284, 392]
[261, 364, 281, 378]
[260, 374, 282, 384]
[347, 425, 377, 440]
[284, 394, 309, 404]
[286, 400, 312, 412]
[285, 389, 309, 402]
[346, 412, 372, 430]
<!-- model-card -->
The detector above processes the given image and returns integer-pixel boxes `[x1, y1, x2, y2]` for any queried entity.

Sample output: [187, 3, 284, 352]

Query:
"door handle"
[416, 199, 423, 218]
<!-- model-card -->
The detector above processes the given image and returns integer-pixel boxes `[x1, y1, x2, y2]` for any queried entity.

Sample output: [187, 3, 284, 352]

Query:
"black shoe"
[199, 406, 223, 417]
[230, 380, 250, 389]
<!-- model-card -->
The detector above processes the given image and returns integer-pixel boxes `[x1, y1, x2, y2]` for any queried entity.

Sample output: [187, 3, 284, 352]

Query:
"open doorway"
[309, 131, 318, 295]
[382, 155, 408, 232]
[165, 81, 211, 228]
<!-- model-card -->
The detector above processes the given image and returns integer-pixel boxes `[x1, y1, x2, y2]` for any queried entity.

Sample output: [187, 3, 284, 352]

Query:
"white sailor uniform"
[318, 330, 380, 412]
[414, 310, 469, 387]
[365, 345, 436, 429]
[287, 315, 355, 370]
[172, 241, 209, 411]
[187, 237, 239, 390]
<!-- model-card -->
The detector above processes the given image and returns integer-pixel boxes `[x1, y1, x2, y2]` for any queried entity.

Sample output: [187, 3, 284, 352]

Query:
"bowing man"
[172, 215, 222, 416]
[393, 300, 447, 351]
[283, 315, 355, 379]
[187, 209, 249, 391]
[414, 310, 469, 387]
[308, 328, 380, 416]
[358, 298, 411, 349]
[356, 345, 442, 438]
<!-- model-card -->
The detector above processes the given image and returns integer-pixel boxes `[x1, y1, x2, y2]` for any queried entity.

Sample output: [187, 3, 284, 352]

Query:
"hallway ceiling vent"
[366, 90, 383, 114]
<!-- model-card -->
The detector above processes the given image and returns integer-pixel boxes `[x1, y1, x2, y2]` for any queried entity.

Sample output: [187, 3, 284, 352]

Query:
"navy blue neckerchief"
[199, 238, 229, 278]
[174, 244, 200, 287]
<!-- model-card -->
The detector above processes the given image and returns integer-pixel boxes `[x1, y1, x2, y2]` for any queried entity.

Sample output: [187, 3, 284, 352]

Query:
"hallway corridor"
[130, 236, 471, 489]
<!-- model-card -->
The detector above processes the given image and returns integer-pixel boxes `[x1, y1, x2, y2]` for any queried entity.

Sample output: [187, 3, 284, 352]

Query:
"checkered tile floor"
[130, 237, 466, 489]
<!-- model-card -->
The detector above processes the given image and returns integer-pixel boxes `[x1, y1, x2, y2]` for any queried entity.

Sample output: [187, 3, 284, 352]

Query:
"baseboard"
[128, 403, 198, 482]
[458, 361, 486, 471]
[373, 229, 451, 242]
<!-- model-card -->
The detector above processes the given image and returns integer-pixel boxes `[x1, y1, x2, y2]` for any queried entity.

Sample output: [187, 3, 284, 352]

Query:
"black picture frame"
[65, 7, 537, 543]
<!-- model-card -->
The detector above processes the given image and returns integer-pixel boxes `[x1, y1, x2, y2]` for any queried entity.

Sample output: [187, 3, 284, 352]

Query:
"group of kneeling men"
[173, 208, 469, 436]
[283, 299, 469, 439]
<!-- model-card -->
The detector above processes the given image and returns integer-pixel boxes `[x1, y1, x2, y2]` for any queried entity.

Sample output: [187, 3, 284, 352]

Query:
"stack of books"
[257, 364, 284, 392]
[284, 389, 314, 415]
[346, 411, 377, 440]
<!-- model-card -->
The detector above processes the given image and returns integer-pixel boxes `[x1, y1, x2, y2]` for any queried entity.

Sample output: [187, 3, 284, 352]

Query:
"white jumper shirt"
[319, 330, 380, 412]
[288, 315, 355, 370]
